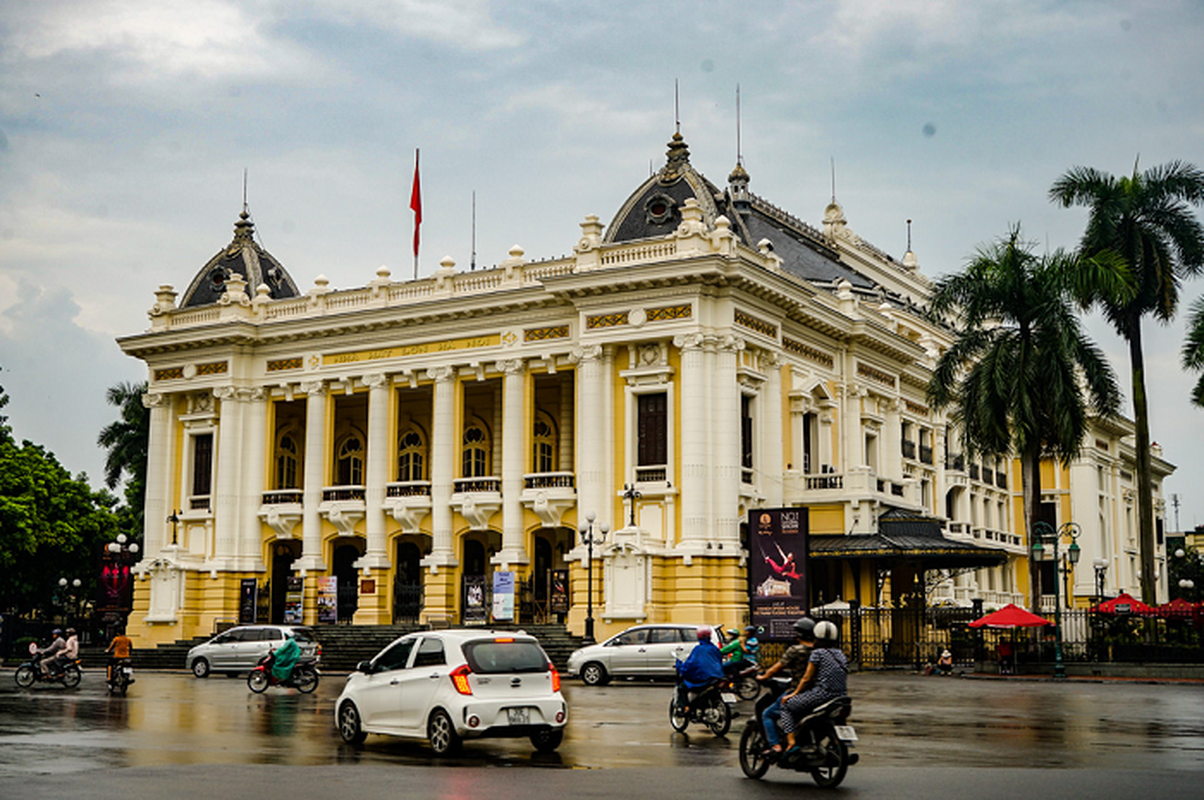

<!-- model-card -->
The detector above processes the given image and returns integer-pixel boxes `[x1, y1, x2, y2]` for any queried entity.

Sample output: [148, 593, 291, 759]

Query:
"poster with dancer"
[748, 508, 809, 640]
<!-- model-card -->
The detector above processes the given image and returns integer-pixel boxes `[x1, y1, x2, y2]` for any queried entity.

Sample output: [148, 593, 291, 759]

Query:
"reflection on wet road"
[2, 670, 1203, 776]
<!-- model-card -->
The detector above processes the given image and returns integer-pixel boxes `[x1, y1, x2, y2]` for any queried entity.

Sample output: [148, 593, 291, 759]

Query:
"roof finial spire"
[906, 218, 912, 252]
[242, 168, 248, 215]
[736, 83, 742, 167]
[674, 78, 680, 135]
[831, 157, 836, 204]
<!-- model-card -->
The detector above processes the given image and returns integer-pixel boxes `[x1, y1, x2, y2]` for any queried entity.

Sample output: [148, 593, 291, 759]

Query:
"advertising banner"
[317, 576, 338, 624]
[748, 507, 809, 640]
[491, 571, 515, 622]
[284, 577, 304, 624]
[463, 574, 488, 625]
[550, 569, 569, 614]
[239, 578, 258, 624]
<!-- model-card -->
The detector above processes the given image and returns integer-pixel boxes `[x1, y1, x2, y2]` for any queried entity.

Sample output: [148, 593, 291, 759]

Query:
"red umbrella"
[1089, 592, 1155, 616]
[969, 603, 1052, 628]
[1156, 597, 1199, 619]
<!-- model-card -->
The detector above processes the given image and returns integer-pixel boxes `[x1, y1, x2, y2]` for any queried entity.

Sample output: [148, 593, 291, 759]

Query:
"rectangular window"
[741, 395, 753, 469]
[636, 393, 667, 467]
[192, 433, 213, 497]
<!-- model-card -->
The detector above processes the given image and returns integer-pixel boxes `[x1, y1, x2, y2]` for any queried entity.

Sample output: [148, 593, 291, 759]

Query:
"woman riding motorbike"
[778, 620, 848, 759]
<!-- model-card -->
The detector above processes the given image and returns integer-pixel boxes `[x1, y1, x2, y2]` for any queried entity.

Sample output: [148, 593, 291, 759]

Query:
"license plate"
[507, 707, 531, 725]
[834, 725, 858, 742]
[720, 693, 738, 704]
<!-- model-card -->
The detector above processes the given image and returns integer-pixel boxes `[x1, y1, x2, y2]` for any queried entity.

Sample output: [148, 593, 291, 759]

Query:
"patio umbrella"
[968, 603, 1051, 628]
[1155, 597, 1199, 620]
[1089, 592, 1155, 616]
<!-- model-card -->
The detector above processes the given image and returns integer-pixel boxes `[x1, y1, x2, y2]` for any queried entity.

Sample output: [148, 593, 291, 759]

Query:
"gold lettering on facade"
[322, 335, 501, 366]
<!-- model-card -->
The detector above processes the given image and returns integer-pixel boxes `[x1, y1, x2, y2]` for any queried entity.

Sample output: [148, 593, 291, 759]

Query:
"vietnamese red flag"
[410, 149, 422, 259]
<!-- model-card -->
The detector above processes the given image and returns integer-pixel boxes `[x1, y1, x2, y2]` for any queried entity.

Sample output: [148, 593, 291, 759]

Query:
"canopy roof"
[809, 509, 1008, 569]
[1089, 593, 1155, 616]
[969, 603, 1051, 629]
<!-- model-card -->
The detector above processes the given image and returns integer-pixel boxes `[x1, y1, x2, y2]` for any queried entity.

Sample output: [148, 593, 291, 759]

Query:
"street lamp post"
[1030, 521, 1081, 680]
[1093, 558, 1108, 606]
[1173, 548, 1203, 603]
[57, 577, 82, 628]
[578, 511, 610, 643]
[622, 483, 642, 528]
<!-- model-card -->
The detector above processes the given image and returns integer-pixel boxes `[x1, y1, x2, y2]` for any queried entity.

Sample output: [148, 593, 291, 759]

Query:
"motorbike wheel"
[247, 671, 269, 693]
[61, 665, 82, 688]
[116, 675, 129, 697]
[669, 694, 689, 732]
[738, 722, 771, 779]
[735, 674, 760, 701]
[705, 695, 732, 737]
[295, 666, 319, 694]
[15, 666, 36, 688]
[809, 725, 849, 789]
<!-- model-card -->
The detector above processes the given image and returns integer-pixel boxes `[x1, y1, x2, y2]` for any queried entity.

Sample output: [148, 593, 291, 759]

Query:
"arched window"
[336, 434, 364, 485]
[461, 423, 490, 478]
[397, 429, 425, 482]
[275, 432, 299, 489]
[533, 413, 556, 473]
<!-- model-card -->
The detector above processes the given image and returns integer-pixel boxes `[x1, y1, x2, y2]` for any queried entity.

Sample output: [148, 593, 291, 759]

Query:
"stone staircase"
[125, 623, 588, 674]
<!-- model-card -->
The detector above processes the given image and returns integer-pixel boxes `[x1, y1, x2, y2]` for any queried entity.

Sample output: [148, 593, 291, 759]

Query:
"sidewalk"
[961, 670, 1204, 686]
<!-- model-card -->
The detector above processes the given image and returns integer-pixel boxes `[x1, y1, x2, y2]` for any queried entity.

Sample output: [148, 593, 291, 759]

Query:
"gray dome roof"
[179, 211, 300, 308]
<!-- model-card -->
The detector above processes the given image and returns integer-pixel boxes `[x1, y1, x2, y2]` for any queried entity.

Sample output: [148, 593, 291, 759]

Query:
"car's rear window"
[463, 640, 548, 674]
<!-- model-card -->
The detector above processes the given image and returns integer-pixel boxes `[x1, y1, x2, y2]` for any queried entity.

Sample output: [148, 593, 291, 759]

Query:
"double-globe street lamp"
[1030, 520, 1081, 680]
[1174, 548, 1203, 602]
[578, 511, 610, 643]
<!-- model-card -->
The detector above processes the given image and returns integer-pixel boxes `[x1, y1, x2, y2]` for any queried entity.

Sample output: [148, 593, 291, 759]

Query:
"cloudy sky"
[2, 1, 1203, 529]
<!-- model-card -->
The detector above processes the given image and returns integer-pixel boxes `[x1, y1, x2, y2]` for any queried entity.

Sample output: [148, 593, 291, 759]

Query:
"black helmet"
[793, 617, 816, 639]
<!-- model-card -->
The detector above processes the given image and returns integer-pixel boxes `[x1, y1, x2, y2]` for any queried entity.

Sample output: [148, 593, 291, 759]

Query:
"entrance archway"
[332, 542, 362, 623]
[393, 539, 424, 623]
[270, 540, 301, 624]
[461, 538, 487, 625]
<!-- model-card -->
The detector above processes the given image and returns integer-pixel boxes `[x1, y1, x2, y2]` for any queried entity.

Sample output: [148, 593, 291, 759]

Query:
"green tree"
[1050, 160, 1204, 605]
[927, 228, 1124, 610]
[97, 380, 149, 543]
[1182, 295, 1204, 407]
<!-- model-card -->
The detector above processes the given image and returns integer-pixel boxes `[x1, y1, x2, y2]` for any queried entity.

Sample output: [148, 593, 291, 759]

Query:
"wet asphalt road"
[1, 668, 1203, 796]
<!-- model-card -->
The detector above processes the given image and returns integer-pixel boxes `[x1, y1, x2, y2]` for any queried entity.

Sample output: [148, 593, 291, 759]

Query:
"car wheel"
[338, 701, 367, 745]
[580, 662, 609, 686]
[428, 708, 461, 756]
[191, 658, 211, 678]
[530, 728, 564, 753]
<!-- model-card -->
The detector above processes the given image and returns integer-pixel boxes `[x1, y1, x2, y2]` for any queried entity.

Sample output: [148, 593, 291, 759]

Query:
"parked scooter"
[247, 652, 319, 694]
[15, 646, 82, 689]
[107, 661, 135, 696]
[669, 678, 734, 736]
[738, 677, 859, 788]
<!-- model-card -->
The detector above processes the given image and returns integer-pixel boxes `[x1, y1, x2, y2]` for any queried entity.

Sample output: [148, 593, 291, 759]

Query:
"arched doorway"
[332, 542, 362, 623]
[533, 536, 552, 621]
[270, 540, 301, 624]
[461, 539, 487, 625]
[393, 540, 424, 623]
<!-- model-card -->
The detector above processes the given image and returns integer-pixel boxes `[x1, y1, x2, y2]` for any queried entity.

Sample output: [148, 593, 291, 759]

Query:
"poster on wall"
[550, 569, 569, 614]
[463, 575, 487, 626]
[491, 571, 515, 622]
[239, 578, 258, 624]
[748, 507, 809, 641]
[284, 577, 304, 624]
[317, 576, 338, 624]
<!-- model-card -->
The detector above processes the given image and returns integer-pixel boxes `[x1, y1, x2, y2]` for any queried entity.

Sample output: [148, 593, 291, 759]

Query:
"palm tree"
[1182, 296, 1204, 408]
[927, 227, 1124, 610]
[97, 380, 150, 540]
[1050, 160, 1204, 604]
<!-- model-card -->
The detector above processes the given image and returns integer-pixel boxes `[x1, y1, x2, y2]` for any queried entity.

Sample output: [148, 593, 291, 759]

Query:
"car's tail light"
[549, 663, 561, 692]
[450, 664, 473, 695]
[494, 637, 514, 643]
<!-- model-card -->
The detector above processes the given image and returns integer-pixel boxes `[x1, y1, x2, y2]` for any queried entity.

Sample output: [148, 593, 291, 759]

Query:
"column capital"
[142, 391, 168, 409]
[361, 372, 388, 389]
[716, 334, 745, 354]
[672, 332, 708, 351]
[495, 358, 526, 376]
[569, 344, 604, 363]
[212, 385, 238, 401]
[298, 379, 326, 396]
[425, 365, 456, 383]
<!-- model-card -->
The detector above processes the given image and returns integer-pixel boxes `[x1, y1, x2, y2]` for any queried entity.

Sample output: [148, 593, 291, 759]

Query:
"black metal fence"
[757, 607, 1204, 671]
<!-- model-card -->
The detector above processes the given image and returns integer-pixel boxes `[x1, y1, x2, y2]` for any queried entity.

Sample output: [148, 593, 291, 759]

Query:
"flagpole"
[410, 148, 422, 280]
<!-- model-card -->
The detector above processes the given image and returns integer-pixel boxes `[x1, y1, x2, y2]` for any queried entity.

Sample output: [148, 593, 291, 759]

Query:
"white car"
[566, 623, 715, 686]
[335, 629, 567, 754]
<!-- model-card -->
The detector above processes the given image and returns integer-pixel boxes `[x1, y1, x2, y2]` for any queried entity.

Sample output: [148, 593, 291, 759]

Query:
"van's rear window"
[290, 629, 315, 643]
[463, 641, 548, 674]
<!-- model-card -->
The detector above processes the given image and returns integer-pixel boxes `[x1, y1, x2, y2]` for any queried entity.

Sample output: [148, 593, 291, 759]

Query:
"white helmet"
[814, 620, 839, 644]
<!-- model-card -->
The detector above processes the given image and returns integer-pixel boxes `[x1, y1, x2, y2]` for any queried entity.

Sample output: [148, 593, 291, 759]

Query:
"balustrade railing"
[635, 466, 667, 483]
[386, 481, 431, 498]
[262, 489, 302, 505]
[454, 477, 501, 493]
[524, 472, 575, 489]
[322, 486, 365, 501]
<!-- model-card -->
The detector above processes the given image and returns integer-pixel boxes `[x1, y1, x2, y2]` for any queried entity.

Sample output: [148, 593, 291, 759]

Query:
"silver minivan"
[186, 625, 320, 678]
[566, 624, 713, 685]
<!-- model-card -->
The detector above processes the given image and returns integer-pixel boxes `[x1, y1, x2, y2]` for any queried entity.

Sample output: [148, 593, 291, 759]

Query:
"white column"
[934, 423, 948, 518]
[239, 388, 268, 568]
[359, 373, 392, 570]
[674, 333, 709, 548]
[884, 398, 903, 481]
[296, 380, 327, 572]
[212, 385, 245, 566]
[840, 383, 863, 471]
[559, 376, 574, 472]
[497, 359, 528, 567]
[762, 353, 784, 507]
[572, 345, 606, 522]
[424, 366, 457, 567]
[141, 391, 173, 557]
[713, 336, 743, 542]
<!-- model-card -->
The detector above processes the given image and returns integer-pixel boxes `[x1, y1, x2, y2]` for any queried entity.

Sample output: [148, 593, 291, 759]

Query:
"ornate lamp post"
[578, 511, 610, 643]
[1092, 558, 1108, 605]
[1174, 548, 1203, 602]
[57, 577, 83, 628]
[167, 510, 182, 546]
[1030, 521, 1081, 679]
[622, 483, 642, 528]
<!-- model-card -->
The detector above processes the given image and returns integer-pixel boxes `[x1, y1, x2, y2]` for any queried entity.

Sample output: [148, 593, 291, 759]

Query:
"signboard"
[463, 575, 488, 626]
[748, 508, 809, 640]
[317, 576, 338, 624]
[98, 551, 134, 613]
[550, 569, 569, 614]
[239, 578, 258, 624]
[492, 571, 515, 622]
[284, 577, 304, 624]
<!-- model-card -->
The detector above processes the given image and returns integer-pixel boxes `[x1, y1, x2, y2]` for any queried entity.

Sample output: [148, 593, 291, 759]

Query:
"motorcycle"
[247, 653, 319, 694]
[670, 678, 734, 736]
[107, 661, 135, 696]
[738, 677, 859, 788]
[15, 649, 82, 689]
[724, 662, 761, 702]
